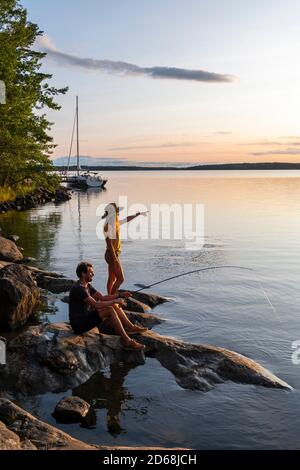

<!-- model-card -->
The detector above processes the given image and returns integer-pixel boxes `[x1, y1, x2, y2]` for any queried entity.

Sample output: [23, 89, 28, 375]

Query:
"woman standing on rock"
[103, 203, 148, 294]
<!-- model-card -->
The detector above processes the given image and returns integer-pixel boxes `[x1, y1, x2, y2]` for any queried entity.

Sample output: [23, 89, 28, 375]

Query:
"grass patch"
[0, 185, 36, 203]
[0, 187, 17, 203]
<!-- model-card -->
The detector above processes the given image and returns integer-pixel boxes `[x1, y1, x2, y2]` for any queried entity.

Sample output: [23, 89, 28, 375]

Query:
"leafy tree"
[0, 0, 68, 193]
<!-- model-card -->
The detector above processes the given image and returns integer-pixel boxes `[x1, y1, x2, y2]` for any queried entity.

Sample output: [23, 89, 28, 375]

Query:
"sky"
[21, 0, 300, 164]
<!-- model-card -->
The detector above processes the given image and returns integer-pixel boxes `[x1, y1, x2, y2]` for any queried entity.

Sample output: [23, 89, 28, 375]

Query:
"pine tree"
[0, 0, 68, 193]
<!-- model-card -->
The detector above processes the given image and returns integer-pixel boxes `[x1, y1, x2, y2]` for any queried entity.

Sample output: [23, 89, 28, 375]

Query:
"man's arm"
[92, 291, 131, 301]
[92, 291, 119, 302]
[83, 296, 125, 310]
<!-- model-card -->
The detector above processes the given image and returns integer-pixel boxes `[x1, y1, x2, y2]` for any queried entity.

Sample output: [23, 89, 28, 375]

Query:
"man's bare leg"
[98, 307, 145, 348]
[113, 304, 148, 333]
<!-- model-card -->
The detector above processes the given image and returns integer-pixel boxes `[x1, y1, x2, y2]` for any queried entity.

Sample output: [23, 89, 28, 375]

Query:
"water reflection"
[0, 210, 62, 267]
[73, 362, 144, 437]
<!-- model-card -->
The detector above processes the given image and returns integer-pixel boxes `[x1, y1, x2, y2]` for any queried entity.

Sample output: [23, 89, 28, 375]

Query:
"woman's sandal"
[121, 339, 145, 351]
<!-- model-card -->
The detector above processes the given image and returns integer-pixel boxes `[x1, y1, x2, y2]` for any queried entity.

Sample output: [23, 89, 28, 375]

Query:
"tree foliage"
[0, 0, 68, 192]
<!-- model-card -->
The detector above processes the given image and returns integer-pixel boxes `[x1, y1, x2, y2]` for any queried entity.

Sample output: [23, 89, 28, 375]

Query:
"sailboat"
[63, 96, 107, 189]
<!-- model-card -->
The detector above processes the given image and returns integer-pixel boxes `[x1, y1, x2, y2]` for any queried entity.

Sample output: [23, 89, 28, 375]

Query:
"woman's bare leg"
[110, 263, 125, 295]
[107, 265, 117, 295]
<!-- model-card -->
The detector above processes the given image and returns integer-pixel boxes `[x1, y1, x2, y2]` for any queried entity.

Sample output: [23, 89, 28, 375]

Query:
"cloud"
[240, 140, 283, 146]
[279, 136, 300, 139]
[109, 142, 196, 151]
[251, 148, 300, 156]
[214, 131, 232, 135]
[241, 139, 300, 147]
[36, 35, 236, 84]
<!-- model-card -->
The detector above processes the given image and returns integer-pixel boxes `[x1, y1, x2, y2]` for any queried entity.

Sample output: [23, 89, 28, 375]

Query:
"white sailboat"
[63, 96, 107, 189]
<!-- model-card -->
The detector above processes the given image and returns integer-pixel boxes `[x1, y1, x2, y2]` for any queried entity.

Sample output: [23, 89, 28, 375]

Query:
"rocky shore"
[0, 186, 71, 214]
[0, 231, 293, 450]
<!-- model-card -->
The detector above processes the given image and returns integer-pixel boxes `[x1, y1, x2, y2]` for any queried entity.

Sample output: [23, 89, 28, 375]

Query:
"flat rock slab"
[138, 330, 292, 392]
[0, 321, 291, 397]
[0, 420, 37, 450]
[0, 399, 96, 450]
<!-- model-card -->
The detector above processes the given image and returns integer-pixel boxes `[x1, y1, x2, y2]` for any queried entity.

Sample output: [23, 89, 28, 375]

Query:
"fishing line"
[133, 265, 280, 320]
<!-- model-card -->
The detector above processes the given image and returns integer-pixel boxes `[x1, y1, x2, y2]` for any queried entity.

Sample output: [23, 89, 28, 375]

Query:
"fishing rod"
[133, 265, 253, 292]
[132, 265, 280, 320]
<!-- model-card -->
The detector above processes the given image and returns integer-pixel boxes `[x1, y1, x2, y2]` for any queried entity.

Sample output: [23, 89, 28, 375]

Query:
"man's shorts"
[71, 310, 115, 335]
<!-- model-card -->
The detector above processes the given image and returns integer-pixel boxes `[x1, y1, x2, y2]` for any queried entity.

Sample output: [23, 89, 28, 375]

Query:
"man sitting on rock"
[69, 262, 147, 351]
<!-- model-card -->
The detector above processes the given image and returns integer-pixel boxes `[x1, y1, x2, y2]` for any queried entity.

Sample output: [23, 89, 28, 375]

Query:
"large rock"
[0, 236, 23, 262]
[0, 264, 40, 331]
[36, 275, 75, 294]
[120, 290, 169, 308]
[0, 320, 291, 396]
[125, 310, 163, 328]
[26, 266, 75, 293]
[6, 235, 20, 243]
[53, 396, 92, 424]
[123, 297, 151, 313]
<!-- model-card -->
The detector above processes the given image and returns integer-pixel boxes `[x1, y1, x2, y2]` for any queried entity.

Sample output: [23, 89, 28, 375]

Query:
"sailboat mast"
[76, 96, 80, 176]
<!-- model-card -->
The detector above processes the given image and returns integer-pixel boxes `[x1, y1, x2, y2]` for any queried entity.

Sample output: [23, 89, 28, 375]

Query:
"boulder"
[0, 264, 40, 331]
[55, 186, 72, 203]
[35, 275, 75, 293]
[0, 236, 23, 262]
[21, 257, 36, 264]
[25, 266, 75, 293]
[120, 290, 169, 308]
[53, 396, 92, 424]
[125, 310, 163, 328]
[7, 235, 20, 243]
[123, 297, 151, 313]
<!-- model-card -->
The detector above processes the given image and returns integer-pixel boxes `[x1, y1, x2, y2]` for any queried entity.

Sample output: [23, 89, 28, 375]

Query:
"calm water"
[1, 170, 300, 449]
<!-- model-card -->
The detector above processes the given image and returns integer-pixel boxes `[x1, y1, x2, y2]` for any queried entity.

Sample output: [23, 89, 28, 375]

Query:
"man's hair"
[76, 262, 93, 278]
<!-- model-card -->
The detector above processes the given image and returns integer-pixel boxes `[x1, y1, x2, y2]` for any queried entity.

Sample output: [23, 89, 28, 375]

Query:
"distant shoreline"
[54, 162, 300, 171]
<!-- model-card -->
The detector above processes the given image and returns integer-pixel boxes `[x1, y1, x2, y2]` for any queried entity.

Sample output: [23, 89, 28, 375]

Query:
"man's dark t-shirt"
[69, 281, 97, 325]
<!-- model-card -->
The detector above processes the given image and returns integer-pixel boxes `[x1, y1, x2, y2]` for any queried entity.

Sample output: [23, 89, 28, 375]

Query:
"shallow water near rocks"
[1, 170, 300, 449]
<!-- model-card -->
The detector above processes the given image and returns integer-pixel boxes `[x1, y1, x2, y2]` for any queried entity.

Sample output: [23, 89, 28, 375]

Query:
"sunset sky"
[23, 0, 300, 164]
